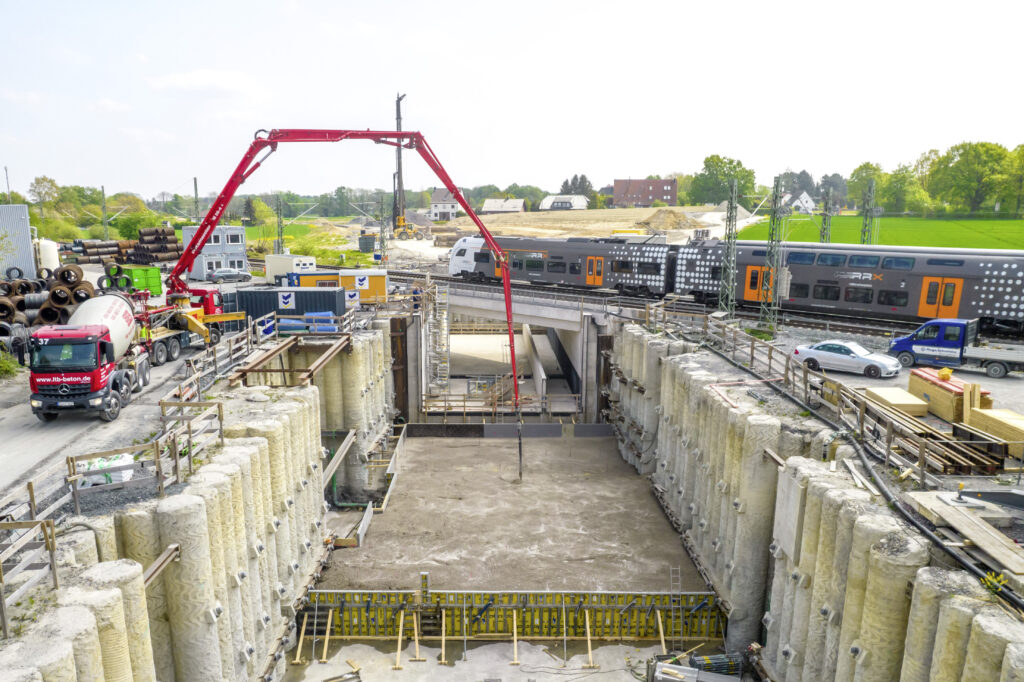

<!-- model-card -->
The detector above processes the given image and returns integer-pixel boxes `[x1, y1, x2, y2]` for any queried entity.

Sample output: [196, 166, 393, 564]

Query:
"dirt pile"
[635, 208, 702, 232]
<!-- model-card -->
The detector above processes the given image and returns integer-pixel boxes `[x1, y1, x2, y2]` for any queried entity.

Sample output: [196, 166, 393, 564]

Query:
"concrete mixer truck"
[23, 292, 187, 422]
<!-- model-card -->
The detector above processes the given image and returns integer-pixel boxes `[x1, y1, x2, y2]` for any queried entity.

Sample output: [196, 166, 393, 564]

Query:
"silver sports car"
[792, 340, 901, 378]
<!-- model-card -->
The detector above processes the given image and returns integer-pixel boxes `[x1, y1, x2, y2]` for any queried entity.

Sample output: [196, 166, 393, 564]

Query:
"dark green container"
[121, 265, 163, 295]
[358, 235, 376, 253]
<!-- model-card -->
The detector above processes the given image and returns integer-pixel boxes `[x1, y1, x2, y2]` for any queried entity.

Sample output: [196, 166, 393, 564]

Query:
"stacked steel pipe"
[130, 227, 181, 264]
[74, 239, 140, 264]
[0, 264, 97, 352]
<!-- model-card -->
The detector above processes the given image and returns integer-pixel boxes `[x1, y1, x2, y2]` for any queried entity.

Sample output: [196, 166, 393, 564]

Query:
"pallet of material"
[864, 387, 929, 416]
[907, 368, 992, 422]
[967, 408, 1024, 458]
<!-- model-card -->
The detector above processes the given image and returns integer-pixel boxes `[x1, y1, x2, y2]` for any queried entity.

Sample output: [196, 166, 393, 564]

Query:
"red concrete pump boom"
[168, 128, 520, 406]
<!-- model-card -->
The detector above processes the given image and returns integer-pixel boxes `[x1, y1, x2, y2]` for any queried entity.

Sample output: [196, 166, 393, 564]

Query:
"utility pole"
[193, 177, 200, 224]
[820, 186, 833, 243]
[758, 176, 787, 333]
[3, 166, 10, 204]
[860, 178, 876, 245]
[394, 93, 406, 233]
[101, 185, 109, 240]
[275, 194, 284, 255]
[719, 178, 739, 316]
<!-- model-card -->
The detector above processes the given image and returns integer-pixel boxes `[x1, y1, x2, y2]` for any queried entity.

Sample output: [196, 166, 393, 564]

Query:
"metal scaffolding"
[718, 179, 739, 316]
[425, 280, 450, 392]
[758, 176, 787, 332]
[820, 186, 833, 243]
[860, 178, 879, 245]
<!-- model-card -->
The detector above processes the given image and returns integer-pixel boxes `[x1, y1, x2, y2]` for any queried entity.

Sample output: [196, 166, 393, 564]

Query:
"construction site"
[5, 127, 1024, 682]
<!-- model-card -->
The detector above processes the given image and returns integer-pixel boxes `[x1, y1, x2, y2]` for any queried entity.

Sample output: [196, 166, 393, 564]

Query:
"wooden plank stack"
[907, 368, 992, 422]
[967, 407, 1024, 458]
[865, 387, 929, 416]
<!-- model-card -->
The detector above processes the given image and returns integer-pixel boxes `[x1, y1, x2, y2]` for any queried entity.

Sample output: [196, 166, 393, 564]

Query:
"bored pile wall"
[608, 322, 1024, 681]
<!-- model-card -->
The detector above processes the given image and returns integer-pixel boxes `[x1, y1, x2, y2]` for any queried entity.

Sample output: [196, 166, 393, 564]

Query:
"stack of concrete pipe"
[0, 264, 96, 352]
[0, 386, 324, 681]
[608, 319, 1024, 680]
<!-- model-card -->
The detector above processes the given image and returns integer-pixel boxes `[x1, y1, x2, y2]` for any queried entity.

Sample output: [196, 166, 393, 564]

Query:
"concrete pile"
[0, 387, 325, 682]
[608, 320, 1024, 680]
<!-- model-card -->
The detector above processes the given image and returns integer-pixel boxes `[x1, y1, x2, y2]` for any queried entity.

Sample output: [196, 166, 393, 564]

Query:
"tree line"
[677, 141, 1024, 216]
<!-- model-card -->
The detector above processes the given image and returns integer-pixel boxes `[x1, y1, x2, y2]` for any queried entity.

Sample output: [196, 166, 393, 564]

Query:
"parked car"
[792, 340, 901, 378]
[207, 268, 251, 283]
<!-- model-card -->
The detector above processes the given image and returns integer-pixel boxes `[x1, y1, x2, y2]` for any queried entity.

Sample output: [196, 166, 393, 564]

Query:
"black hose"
[687, 330, 1024, 613]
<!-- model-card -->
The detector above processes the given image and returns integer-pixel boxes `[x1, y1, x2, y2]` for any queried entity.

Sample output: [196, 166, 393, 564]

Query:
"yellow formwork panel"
[310, 588, 725, 641]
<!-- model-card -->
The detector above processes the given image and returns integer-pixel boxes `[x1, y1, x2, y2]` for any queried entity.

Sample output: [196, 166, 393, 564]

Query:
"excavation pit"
[319, 436, 706, 592]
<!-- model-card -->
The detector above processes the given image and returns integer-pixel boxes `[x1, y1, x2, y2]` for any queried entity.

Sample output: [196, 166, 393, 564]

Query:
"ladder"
[669, 566, 682, 651]
[425, 283, 450, 392]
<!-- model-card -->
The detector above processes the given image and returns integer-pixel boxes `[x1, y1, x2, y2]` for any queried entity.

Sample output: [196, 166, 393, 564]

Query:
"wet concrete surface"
[320, 437, 706, 593]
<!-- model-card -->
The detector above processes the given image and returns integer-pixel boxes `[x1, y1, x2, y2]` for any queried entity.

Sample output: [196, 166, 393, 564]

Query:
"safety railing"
[0, 519, 58, 638]
[65, 401, 224, 514]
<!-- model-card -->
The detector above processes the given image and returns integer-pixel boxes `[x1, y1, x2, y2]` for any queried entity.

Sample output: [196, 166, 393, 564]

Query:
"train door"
[743, 266, 772, 302]
[586, 256, 604, 286]
[917, 277, 963, 318]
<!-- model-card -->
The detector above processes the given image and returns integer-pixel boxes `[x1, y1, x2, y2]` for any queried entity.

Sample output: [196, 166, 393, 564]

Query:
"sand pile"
[635, 209, 702, 232]
[715, 200, 753, 220]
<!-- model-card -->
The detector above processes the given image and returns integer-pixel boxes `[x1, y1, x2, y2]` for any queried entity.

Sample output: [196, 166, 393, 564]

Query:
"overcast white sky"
[2, 0, 1021, 200]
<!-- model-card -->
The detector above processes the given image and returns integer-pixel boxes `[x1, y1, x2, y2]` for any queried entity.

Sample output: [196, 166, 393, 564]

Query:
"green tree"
[112, 211, 159, 240]
[818, 174, 847, 203]
[913, 149, 940, 195]
[881, 164, 930, 213]
[847, 163, 886, 209]
[78, 204, 103, 226]
[796, 170, 816, 197]
[28, 176, 59, 217]
[669, 173, 694, 205]
[243, 197, 257, 225]
[2, 189, 27, 205]
[1001, 144, 1024, 215]
[689, 155, 756, 208]
[251, 198, 275, 225]
[928, 142, 1008, 212]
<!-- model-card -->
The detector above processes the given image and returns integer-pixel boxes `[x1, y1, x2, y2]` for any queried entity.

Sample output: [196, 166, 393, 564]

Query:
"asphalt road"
[0, 352, 189, 495]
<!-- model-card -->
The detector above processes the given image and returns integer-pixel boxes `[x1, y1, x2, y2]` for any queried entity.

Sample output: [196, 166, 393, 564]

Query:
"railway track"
[247, 259, 922, 339]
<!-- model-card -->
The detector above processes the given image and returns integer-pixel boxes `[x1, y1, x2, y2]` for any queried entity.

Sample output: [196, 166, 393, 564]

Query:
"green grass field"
[737, 216, 1024, 250]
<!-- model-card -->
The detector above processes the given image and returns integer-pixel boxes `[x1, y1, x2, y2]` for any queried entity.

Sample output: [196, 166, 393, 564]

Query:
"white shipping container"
[264, 254, 316, 280]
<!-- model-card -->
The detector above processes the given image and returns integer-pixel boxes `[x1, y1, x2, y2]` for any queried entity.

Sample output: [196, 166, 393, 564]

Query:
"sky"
[1, 0, 1021, 201]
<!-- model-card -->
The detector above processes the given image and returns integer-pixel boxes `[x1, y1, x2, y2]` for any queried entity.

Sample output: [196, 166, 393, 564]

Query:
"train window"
[569, 263, 581, 275]
[848, 255, 880, 268]
[612, 261, 633, 273]
[915, 325, 940, 340]
[942, 283, 956, 306]
[473, 252, 490, 264]
[882, 257, 915, 270]
[511, 259, 523, 270]
[789, 283, 810, 298]
[525, 260, 544, 271]
[547, 262, 566, 273]
[817, 254, 847, 266]
[637, 262, 661, 275]
[749, 270, 760, 288]
[455, 248, 467, 257]
[878, 290, 909, 307]
[844, 287, 873, 304]
[944, 326, 962, 342]
[752, 250, 767, 256]
[787, 252, 816, 265]
[710, 266, 722, 281]
[813, 284, 840, 301]
[925, 281, 939, 305]
[927, 258, 964, 267]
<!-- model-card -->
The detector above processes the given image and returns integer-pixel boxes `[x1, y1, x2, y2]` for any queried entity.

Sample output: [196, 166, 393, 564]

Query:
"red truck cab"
[28, 324, 126, 422]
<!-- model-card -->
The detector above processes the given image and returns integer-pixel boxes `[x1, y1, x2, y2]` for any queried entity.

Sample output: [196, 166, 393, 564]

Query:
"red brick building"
[613, 178, 678, 208]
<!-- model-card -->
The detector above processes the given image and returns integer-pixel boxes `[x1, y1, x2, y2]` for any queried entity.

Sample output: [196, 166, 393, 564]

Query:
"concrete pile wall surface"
[294, 329, 394, 499]
[606, 321, 1024, 680]
[0, 386, 325, 682]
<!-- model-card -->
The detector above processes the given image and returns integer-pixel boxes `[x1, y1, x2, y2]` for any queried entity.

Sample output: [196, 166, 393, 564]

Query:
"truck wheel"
[153, 341, 168, 366]
[36, 412, 58, 423]
[986, 362, 1008, 379]
[140, 360, 151, 387]
[414, 232, 425, 240]
[100, 393, 121, 422]
[208, 326, 222, 345]
[168, 337, 182, 361]
[398, 232, 410, 240]
[897, 352, 916, 368]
